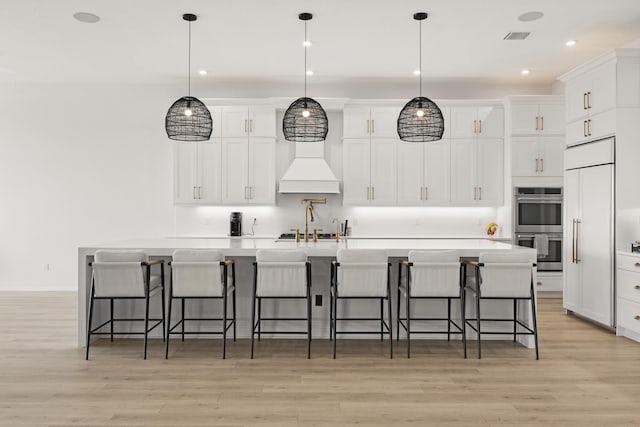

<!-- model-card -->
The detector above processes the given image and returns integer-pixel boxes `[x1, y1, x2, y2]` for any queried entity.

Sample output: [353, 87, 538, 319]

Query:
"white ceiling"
[1, 0, 640, 87]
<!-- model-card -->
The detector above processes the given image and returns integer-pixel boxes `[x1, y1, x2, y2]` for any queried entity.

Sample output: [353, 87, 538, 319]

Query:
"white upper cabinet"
[397, 139, 450, 205]
[342, 138, 397, 205]
[451, 105, 504, 139]
[174, 140, 222, 204]
[174, 104, 276, 205]
[343, 106, 399, 139]
[222, 106, 276, 138]
[508, 96, 565, 178]
[561, 50, 640, 145]
[510, 99, 565, 136]
[450, 138, 503, 206]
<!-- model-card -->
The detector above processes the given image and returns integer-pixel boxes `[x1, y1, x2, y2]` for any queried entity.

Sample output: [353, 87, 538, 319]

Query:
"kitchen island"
[77, 238, 536, 348]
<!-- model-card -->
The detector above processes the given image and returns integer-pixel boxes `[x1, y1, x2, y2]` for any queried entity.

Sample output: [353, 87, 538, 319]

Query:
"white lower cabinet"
[451, 139, 503, 206]
[343, 138, 397, 205]
[397, 139, 450, 205]
[616, 253, 640, 342]
[535, 272, 562, 293]
[174, 140, 221, 204]
[222, 137, 275, 205]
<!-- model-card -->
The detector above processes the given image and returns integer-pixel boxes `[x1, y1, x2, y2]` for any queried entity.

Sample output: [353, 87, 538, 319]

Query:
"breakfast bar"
[77, 237, 537, 348]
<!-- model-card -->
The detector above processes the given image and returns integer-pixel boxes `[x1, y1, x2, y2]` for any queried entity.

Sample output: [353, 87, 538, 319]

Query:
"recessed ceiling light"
[413, 70, 421, 75]
[306, 70, 314, 75]
[73, 12, 100, 24]
[521, 69, 531, 75]
[199, 70, 207, 75]
[517, 11, 544, 22]
[303, 40, 311, 47]
[566, 40, 577, 47]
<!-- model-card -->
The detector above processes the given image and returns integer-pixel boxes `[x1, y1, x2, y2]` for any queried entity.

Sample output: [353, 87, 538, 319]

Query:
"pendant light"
[283, 13, 328, 142]
[165, 13, 212, 141]
[397, 12, 444, 142]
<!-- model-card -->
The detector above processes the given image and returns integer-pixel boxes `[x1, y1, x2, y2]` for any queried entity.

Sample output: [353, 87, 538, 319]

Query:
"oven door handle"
[515, 197, 563, 202]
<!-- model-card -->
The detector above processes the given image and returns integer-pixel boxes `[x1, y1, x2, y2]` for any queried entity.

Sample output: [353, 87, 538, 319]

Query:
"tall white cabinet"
[559, 48, 640, 336]
[342, 106, 399, 205]
[508, 96, 565, 179]
[450, 102, 504, 206]
[173, 104, 276, 206]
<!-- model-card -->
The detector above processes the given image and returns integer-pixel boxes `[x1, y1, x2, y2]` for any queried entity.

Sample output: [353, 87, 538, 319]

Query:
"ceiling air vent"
[504, 32, 531, 40]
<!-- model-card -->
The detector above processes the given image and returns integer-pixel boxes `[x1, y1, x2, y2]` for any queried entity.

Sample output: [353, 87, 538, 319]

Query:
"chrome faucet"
[301, 198, 326, 242]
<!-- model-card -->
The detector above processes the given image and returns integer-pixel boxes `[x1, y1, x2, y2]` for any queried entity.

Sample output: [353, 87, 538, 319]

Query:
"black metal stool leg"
[143, 293, 150, 360]
[110, 298, 114, 342]
[531, 289, 539, 360]
[462, 288, 467, 359]
[513, 299, 518, 342]
[85, 286, 95, 360]
[406, 292, 411, 358]
[388, 287, 393, 359]
[250, 287, 256, 359]
[380, 298, 384, 341]
[222, 292, 228, 359]
[396, 285, 401, 341]
[232, 285, 237, 342]
[476, 292, 481, 360]
[160, 280, 166, 343]
[333, 296, 338, 359]
[165, 292, 173, 359]
[181, 298, 185, 342]
[307, 291, 312, 360]
[257, 298, 262, 341]
[447, 298, 451, 342]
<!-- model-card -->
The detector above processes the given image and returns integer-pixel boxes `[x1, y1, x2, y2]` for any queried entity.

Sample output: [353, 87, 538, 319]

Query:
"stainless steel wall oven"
[514, 187, 563, 272]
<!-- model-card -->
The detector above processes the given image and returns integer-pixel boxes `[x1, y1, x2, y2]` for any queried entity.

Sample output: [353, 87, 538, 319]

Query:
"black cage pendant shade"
[165, 13, 212, 142]
[283, 13, 328, 142]
[397, 12, 444, 142]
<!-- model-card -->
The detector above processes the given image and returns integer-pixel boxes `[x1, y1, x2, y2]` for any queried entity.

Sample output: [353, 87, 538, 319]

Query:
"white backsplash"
[174, 199, 506, 238]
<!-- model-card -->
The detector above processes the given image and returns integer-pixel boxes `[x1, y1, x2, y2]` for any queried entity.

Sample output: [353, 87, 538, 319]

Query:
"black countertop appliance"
[230, 212, 242, 236]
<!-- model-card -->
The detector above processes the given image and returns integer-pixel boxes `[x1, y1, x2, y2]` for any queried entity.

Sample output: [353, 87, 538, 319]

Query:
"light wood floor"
[1, 292, 639, 426]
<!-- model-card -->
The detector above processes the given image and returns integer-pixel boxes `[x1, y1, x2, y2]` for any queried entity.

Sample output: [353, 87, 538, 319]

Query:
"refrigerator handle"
[571, 219, 576, 263]
[575, 219, 581, 263]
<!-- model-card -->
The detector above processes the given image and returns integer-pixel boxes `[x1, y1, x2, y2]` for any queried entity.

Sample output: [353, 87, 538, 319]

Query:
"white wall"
[0, 80, 550, 291]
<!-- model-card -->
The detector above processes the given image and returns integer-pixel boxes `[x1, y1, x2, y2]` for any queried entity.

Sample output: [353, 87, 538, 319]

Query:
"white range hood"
[279, 142, 340, 194]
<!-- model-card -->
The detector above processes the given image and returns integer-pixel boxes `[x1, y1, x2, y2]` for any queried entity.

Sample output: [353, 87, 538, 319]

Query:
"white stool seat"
[255, 249, 308, 297]
[171, 249, 225, 298]
[406, 250, 461, 298]
[336, 249, 388, 297]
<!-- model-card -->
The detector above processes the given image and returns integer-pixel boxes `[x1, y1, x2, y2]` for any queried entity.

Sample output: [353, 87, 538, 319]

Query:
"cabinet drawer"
[535, 274, 562, 292]
[566, 109, 616, 146]
[617, 298, 640, 334]
[617, 269, 640, 303]
[617, 253, 640, 272]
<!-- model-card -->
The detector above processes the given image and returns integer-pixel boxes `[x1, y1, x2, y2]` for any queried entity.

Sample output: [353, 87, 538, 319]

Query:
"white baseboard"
[0, 282, 76, 291]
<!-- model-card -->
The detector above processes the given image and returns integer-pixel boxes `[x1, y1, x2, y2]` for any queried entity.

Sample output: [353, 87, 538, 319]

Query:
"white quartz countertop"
[80, 237, 531, 258]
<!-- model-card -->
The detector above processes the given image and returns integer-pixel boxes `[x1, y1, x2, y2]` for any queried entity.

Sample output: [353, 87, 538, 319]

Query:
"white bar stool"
[330, 249, 392, 359]
[165, 249, 236, 359]
[463, 251, 539, 359]
[86, 250, 165, 360]
[251, 249, 312, 359]
[397, 250, 465, 358]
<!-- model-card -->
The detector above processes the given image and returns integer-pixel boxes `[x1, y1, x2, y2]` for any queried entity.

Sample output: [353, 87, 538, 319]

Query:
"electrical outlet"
[315, 295, 323, 306]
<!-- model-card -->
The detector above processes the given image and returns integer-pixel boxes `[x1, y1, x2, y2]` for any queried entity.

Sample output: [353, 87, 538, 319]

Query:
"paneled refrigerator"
[563, 138, 615, 328]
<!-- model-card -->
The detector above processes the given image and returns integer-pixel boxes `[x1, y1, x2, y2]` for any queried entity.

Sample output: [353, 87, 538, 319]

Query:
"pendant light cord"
[304, 19, 307, 98]
[419, 18, 422, 98]
[188, 20, 192, 96]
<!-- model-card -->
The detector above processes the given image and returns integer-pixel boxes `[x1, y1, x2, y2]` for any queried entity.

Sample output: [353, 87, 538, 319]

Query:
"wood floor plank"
[0, 292, 639, 426]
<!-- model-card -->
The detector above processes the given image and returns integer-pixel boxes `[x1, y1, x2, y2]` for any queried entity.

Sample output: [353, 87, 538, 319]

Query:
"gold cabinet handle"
[540, 158, 544, 172]
[366, 120, 370, 134]
[244, 119, 248, 133]
[371, 187, 375, 200]
[541, 116, 544, 131]
[587, 91, 591, 109]
[473, 120, 477, 134]
[583, 120, 588, 137]
[366, 187, 370, 200]
[478, 187, 482, 200]
[587, 119, 592, 136]
[478, 120, 482, 133]
[571, 219, 576, 263]
[535, 116, 539, 131]
[425, 186, 428, 200]
[371, 119, 375, 134]
[249, 119, 253, 133]
[583, 92, 587, 110]
[535, 158, 539, 173]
